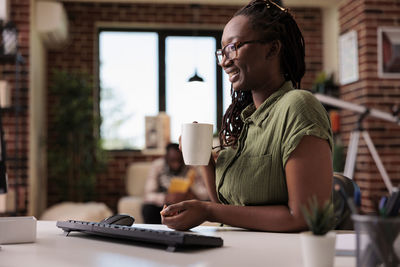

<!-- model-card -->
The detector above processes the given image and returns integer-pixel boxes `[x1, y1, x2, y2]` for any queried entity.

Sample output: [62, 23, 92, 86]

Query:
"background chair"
[333, 172, 360, 230]
[118, 161, 152, 223]
[41, 201, 112, 222]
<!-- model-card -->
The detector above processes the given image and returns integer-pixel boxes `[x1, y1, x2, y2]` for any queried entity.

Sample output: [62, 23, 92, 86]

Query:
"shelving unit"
[0, 21, 25, 215]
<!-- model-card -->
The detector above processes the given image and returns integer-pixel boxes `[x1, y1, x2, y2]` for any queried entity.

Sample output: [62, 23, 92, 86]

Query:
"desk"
[0, 221, 355, 267]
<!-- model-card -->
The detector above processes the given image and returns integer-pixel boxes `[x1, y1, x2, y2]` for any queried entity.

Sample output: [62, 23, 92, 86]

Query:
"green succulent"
[301, 195, 335, 236]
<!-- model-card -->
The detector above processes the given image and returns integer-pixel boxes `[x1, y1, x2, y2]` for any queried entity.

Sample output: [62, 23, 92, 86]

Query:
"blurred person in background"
[142, 143, 208, 224]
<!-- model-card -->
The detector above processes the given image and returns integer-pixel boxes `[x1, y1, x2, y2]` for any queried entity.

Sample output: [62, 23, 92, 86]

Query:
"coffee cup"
[181, 123, 213, 166]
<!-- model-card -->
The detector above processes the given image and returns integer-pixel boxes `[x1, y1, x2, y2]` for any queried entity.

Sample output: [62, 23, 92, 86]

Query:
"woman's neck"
[252, 76, 286, 109]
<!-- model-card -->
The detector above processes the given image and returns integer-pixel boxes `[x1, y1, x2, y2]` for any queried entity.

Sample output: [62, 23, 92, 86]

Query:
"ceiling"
[55, 0, 339, 8]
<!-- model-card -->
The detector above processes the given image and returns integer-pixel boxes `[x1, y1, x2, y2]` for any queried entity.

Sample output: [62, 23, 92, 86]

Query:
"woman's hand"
[160, 200, 209, 231]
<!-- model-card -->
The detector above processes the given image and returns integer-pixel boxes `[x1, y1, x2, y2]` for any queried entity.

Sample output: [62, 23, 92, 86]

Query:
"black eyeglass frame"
[248, 0, 286, 12]
[215, 39, 270, 65]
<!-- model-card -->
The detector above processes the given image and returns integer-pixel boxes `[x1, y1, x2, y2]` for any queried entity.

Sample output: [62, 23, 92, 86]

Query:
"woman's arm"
[199, 156, 220, 203]
[211, 135, 332, 231]
[161, 135, 333, 232]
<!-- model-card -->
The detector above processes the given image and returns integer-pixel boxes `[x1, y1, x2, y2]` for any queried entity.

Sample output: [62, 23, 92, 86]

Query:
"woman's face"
[220, 15, 277, 92]
[166, 149, 184, 173]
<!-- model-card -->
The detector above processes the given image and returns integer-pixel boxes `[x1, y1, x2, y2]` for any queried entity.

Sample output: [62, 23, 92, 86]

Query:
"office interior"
[0, 0, 399, 223]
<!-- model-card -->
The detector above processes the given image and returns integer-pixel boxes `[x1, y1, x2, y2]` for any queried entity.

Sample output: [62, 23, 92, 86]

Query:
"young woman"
[161, 0, 333, 232]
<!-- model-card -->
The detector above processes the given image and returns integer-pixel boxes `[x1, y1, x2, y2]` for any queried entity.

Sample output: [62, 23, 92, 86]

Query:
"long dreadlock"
[218, 0, 305, 149]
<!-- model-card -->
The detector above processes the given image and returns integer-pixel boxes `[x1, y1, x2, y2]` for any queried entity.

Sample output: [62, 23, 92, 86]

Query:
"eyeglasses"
[215, 40, 268, 65]
[248, 0, 286, 12]
[245, 1, 289, 26]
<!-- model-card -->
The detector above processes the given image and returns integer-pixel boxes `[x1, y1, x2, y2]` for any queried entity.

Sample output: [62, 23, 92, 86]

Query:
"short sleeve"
[280, 90, 333, 167]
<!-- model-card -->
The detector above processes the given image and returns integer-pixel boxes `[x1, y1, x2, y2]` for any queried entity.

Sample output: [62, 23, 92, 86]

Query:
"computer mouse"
[100, 214, 135, 226]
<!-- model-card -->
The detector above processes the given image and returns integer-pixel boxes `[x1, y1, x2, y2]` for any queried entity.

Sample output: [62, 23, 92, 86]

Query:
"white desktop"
[0, 220, 356, 267]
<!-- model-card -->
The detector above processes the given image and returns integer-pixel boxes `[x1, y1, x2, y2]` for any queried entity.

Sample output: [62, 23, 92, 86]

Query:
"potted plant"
[47, 69, 106, 203]
[300, 196, 336, 267]
[311, 71, 339, 97]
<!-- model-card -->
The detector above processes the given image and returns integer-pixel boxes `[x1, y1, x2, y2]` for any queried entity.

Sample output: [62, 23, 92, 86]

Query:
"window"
[222, 72, 231, 117]
[99, 32, 158, 149]
[166, 36, 217, 141]
[99, 29, 225, 150]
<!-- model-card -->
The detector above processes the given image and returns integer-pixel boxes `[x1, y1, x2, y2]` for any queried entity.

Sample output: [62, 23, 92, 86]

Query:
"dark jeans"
[141, 204, 163, 224]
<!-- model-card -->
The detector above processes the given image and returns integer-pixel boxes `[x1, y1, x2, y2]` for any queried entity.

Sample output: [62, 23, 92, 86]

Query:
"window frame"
[97, 27, 223, 151]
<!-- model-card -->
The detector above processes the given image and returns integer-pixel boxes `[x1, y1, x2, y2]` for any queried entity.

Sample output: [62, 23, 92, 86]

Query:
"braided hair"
[218, 0, 305, 149]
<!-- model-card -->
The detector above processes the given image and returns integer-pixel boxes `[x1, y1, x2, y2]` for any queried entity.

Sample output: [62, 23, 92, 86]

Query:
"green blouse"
[215, 81, 333, 206]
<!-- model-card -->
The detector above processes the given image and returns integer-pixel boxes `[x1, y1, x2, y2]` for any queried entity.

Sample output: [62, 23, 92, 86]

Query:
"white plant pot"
[300, 231, 336, 267]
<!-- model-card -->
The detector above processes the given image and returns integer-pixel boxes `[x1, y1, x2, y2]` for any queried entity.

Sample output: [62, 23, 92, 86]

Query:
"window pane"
[222, 72, 231, 117]
[166, 36, 217, 143]
[99, 32, 158, 149]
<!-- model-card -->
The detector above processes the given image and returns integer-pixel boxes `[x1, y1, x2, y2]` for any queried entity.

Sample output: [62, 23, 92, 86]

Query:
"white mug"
[181, 123, 213, 166]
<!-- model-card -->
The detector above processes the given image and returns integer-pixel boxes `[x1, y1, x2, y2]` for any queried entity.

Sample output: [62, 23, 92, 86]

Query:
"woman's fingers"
[160, 204, 186, 229]
[162, 216, 179, 229]
[161, 200, 206, 231]
[160, 202, 185, 216]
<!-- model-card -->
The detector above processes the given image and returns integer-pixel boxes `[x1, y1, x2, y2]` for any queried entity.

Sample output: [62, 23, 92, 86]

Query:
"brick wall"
[7, 0, 399, 217]
[338, 0, 400, 212]
[294, 7, 323, 88]
[45, 2, 323, 213]
[0, 0, 30, 215]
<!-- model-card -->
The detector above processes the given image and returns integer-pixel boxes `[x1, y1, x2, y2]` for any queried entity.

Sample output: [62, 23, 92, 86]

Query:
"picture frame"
[377, 27, 400, 79]
[143, 112, 170, 155]
[339, 30, 359, 85]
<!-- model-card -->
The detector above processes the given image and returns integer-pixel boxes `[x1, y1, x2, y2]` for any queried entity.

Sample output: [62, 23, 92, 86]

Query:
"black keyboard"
[56, 220, 223, 252]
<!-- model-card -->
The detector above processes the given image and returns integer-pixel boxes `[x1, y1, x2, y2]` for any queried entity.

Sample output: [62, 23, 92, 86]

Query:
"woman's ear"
[265, 40, 282, 59]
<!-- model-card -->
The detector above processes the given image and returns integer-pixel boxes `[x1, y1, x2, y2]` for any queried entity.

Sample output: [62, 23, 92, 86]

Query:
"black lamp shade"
[188, 70, 204, 82]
